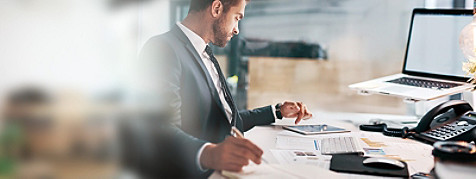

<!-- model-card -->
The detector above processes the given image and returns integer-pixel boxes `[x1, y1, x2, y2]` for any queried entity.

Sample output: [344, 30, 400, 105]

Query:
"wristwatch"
[275, 103, 283, 119]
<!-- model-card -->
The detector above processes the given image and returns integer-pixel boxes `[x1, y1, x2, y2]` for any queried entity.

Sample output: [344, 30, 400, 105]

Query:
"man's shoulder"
[145, 30, 185, 49]
[147, 30, 174, 44]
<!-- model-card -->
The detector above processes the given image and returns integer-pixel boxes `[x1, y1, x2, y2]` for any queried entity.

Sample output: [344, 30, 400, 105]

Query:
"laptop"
[349, 9, 475, 101]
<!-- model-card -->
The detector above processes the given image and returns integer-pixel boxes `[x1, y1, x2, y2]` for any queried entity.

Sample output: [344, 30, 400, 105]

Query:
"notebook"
[349, 9, 475, 101]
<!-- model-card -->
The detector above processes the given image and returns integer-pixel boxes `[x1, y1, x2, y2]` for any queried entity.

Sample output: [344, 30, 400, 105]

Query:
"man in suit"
[136, 0, 312, 177]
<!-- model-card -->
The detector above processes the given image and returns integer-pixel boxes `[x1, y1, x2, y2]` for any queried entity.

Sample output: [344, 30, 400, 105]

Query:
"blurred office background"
[0, 0, 472, 178]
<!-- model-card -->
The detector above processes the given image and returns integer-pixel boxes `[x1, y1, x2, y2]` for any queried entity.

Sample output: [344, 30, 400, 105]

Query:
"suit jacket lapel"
[170, 25, 228, 117]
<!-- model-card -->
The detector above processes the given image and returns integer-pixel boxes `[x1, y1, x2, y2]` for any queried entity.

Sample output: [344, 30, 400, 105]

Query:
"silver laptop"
[350, 9, 475, 101]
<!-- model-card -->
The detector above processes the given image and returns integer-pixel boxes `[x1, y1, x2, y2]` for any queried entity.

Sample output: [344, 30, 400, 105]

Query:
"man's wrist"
[275, 103, 283, 119]
[200, 143, 216, 170]
[197, 143, 214, 171]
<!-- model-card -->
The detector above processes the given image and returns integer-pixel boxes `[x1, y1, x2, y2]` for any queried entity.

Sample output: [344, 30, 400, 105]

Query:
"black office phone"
[360, 100, 476, 144]
[412, 100, 476, 143]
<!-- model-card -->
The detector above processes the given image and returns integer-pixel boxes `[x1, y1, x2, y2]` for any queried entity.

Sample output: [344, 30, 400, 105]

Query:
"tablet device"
[283, 125, 350, 135]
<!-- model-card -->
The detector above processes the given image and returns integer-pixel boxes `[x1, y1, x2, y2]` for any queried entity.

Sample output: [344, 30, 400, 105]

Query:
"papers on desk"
[358, 132, 434, 174]
[270, 149, 331, 169]
[221, 163, 343, 179]
[275, 136, 319, 151]
[269, 124, 434, 176]
[273, 129, 435, 176]
[273, 133, 353, 171]
[277, 128, 358, 139]
[221, 164, 304, 178]
[275, 130, 361, 151]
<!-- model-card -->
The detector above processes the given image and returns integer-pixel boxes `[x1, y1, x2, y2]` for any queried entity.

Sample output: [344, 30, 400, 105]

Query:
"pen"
[231, 126, 269, 164]
[231, 126, 245, 138]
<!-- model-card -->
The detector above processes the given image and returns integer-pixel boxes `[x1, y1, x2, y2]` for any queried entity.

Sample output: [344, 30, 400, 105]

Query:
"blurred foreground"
[0, 86, 150, 178]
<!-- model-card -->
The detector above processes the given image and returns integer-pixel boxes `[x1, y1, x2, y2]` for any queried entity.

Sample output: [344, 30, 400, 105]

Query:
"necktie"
[205, 45, 238, 126]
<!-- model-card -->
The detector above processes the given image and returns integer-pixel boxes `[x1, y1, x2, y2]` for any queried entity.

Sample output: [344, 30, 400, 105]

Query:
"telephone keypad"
[422, 119, 476, 140]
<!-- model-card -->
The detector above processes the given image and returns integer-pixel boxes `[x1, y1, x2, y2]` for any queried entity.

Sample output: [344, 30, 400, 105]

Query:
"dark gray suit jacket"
[129, 25, 275, 178]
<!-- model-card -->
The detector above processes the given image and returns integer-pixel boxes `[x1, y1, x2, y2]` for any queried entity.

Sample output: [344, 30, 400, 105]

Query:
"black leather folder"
[330, 154, 409, 177]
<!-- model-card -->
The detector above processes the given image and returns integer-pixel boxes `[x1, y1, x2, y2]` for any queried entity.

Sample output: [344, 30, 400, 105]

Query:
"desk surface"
[210, 112, 435, 178]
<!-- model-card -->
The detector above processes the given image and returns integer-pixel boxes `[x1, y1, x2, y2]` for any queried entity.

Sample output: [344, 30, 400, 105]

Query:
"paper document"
[275, 134, 365, 155]
[221, 164, 306, 179]
[277, 129, 357, 139]
[275, 135, 319, 151]
[270, 149, 332, 169]
[221, 163, 343, 179]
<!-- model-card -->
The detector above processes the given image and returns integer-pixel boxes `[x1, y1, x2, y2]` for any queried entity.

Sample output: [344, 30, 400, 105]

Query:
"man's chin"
[213, 41, 228, 48]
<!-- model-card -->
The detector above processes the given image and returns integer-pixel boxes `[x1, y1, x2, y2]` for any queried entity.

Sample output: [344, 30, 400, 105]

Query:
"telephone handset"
[360, 100, 476, 144]
[413, 100, 476, 143]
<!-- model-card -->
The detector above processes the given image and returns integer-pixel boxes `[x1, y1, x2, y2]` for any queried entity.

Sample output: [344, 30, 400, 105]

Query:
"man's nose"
[233, 24, 239, 35]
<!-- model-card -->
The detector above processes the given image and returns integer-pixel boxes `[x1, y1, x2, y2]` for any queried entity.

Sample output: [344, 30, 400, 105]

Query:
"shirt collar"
[176, 22, 208, 56]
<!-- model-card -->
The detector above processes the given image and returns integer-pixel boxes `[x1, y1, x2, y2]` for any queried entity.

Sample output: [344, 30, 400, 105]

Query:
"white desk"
[210, 112, 435, 178]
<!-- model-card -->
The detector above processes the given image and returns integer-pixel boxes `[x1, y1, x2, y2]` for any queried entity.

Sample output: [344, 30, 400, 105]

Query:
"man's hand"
[200, 136, 263, 172]
[280, 101, 313, 124]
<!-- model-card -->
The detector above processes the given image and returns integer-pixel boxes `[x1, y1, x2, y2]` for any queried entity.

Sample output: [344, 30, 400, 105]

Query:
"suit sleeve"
[123, 36, 209, 177]
[239, 105, 275, 132]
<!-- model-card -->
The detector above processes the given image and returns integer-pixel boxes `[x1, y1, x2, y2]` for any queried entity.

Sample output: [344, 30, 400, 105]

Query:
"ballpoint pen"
[231, 126, 244, 138]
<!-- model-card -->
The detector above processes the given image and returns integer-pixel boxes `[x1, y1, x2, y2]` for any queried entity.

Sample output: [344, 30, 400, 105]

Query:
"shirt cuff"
[271, 104, 278, 121]
[197, 142, 212, 172]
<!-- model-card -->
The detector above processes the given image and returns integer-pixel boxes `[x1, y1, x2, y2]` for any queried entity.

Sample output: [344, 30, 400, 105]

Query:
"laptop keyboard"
[320, 137, 361, 155]
[386, 77, 461, 90]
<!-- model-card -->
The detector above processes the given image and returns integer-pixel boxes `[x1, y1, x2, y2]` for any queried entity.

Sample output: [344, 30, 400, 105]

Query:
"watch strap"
[275, 103, 283, 119]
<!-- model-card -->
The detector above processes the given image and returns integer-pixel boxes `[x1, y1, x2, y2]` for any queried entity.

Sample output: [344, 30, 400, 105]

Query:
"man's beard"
[212, 16, 230, 47]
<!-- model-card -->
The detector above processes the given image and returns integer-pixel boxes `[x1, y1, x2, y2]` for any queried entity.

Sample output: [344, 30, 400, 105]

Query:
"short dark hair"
[188, 0, 248, 13]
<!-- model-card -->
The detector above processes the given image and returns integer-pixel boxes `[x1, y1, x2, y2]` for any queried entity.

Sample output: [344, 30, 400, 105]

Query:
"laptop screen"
[403, 9, 472, 81]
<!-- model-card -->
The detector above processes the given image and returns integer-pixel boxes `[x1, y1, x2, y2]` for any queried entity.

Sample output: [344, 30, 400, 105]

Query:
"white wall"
[0, 0, 170, 105]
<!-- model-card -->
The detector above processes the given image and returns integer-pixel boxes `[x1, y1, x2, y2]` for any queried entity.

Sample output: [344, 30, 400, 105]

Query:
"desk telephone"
[360, 100, 476, 144]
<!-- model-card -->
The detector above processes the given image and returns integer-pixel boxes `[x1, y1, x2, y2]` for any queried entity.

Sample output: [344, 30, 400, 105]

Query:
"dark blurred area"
[242, 38, 327, 59]
[108, 0, 153, 10]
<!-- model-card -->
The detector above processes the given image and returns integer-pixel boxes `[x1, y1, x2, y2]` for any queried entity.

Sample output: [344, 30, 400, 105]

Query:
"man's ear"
[210, 0, 223, 18]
